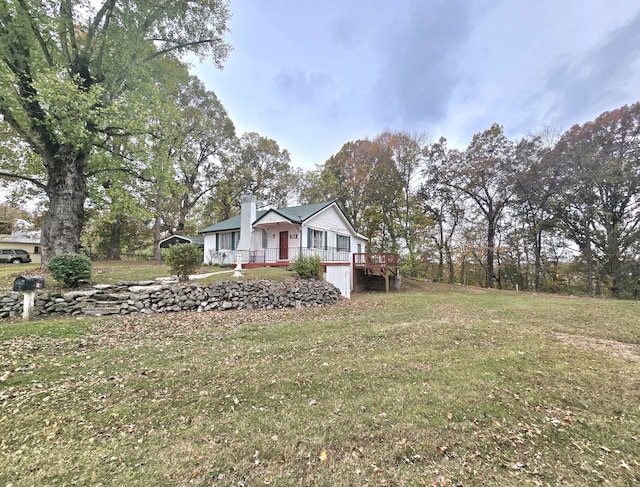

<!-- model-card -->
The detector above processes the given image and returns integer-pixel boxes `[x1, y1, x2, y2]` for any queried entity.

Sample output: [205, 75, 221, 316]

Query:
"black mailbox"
[13, 275, 45, 292]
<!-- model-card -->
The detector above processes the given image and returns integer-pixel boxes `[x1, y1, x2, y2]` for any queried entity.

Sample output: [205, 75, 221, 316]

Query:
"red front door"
[279, 231, 288, 260]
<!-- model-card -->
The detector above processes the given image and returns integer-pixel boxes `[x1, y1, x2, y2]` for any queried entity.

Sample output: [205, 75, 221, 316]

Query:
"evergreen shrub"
[163, 243, 203, 281]
[48, 253, 93, 288]
[291, 254, 323, 279]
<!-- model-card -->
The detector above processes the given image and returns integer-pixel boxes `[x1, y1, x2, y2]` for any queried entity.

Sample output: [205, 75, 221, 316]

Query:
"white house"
[200, 195, 368, 298]
[0, 230, 42, 264]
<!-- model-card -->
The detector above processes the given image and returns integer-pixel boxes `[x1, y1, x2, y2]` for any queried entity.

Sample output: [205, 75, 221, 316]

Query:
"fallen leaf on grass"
[319, 450, 328, 462]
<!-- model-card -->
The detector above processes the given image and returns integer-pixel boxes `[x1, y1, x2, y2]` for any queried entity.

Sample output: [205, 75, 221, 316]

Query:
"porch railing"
[206, 246, 351, 266]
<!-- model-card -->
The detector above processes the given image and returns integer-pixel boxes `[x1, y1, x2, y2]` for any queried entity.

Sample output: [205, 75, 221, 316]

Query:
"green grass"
[0, 262, 41, 291]
[1, 282, 639, 486]
[0, 260, 293, 292]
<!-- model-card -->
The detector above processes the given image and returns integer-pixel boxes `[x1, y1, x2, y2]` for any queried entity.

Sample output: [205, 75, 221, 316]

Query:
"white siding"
[303, 206, 355, 252]
[203, 234, 216, 264]
[306, 206, 352, 234]
[258, 212, 290, 225]
[202, 233, 237, 265]
[352, 236, 367, 253]
[250, 230, 263, 250]
[326, 264, 352, 299]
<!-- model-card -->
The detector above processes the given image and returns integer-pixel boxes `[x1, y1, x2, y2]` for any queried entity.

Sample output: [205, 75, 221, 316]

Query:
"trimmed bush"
[48, 253, 93, 288]
[163, 243, 203, 281]
[291, 254, 323, 279]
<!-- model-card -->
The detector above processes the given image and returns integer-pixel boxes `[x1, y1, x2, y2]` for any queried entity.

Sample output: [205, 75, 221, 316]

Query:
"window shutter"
[347, 236, 351, 252]
[231, 232, 236, 250]
[307, 227, 311, 249]
[215, 234, 219, 251]
[323, 231, 327, 250]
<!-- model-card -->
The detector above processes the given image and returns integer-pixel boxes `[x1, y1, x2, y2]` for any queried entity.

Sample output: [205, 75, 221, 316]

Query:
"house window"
[262, 229, 268, 249]
[217, 231, 237, 250]
[33, 246, 40, 254]
[337, 235, 350, 252]
[310, 229, 325, 249]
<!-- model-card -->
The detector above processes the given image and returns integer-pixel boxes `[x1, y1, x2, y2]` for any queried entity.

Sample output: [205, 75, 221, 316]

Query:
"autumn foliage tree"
[317, 139, 375, 234]
[204, 132, 299, 222]
[552, 103, 640, 297]
[317, 132, 427, 256]
[429, 125, 518, 288]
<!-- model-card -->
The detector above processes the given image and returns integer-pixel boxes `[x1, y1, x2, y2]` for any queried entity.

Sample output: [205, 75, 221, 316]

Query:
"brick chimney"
[237, 193, 256, 251]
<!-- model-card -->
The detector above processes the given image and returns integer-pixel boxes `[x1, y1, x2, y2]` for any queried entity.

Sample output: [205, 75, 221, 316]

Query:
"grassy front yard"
[0, 260, 292, 292]
[1, 281, 639, 485]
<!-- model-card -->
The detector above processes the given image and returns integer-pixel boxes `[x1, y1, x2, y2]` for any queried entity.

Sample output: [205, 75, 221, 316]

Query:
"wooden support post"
[23, 291, 35, 322]
[385, 266, 389, 293]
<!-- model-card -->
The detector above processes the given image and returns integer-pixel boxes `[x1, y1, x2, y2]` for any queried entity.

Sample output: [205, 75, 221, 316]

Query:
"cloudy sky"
[193, 0, 640, 170]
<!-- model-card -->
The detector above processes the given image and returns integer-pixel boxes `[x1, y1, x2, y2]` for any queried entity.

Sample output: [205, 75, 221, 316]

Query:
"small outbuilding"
[159, 235, 205, 250]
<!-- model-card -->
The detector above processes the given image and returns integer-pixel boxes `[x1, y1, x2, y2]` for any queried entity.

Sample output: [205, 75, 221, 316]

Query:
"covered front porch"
[236, 247, 351, 267]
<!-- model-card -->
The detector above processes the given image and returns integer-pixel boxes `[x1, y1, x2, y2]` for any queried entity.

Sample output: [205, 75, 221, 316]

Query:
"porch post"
[385, 265, 390, 293]
[352, 253, 357, 291]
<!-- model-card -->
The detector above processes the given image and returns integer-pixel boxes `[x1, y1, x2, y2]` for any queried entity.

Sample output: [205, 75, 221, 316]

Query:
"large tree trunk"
[486, 218, 496, 288]
[153, 215, 163, 261]
[445, 242, 455, 284]
[41, 148, 88, 268]
[437, 218, 445, 282]
[582, 220, 595, 295]
[108, 216, 122, 260]
[534, 228, 542, 292]
[605, 217, 622, 296]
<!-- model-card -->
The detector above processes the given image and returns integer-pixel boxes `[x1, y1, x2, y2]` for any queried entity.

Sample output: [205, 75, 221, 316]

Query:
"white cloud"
[194, 0, 640, 168]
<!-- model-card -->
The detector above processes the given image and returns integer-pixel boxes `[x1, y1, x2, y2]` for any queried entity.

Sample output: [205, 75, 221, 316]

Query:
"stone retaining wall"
[0, 278, 340, 320]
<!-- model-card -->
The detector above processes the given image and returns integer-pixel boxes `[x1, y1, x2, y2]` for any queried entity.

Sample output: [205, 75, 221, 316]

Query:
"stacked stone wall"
[0, 279, 340, 320]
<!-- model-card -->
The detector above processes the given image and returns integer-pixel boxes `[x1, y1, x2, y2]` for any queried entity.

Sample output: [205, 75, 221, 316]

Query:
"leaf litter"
[1, 295, 639, 486]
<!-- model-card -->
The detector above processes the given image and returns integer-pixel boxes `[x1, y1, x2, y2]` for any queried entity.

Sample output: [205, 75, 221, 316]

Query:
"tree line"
[1, 2, 638, 298]
[310, 107, 640, 299]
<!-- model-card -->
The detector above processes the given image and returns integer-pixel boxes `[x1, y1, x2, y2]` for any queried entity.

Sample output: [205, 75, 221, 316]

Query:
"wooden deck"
[353, 252, 398, 269]
[352, 253, 399, 292]
[239, 252, 401, 293]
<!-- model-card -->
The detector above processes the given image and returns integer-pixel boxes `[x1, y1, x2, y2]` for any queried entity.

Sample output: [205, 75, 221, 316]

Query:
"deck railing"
[352, 252, 399, 268]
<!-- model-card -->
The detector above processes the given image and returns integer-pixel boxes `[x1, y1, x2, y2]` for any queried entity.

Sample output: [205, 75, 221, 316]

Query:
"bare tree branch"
[85, 0, 117, 49]
[0, 171, 46, 190]
[0, 94, 45, 157]
[87, 166, 153, 183]
[143, 39, 218, 63]
[17, 0, 53, 67]
[58, 1, 76, 67]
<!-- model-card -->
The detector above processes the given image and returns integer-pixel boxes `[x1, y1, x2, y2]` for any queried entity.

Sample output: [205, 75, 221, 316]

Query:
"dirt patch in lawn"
[552, 332, 640, 361]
